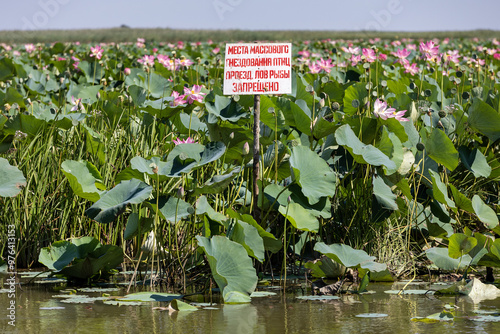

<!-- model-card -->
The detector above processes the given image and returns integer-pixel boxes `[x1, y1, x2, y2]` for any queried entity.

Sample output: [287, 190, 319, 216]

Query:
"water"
[2, 277, 500, 333]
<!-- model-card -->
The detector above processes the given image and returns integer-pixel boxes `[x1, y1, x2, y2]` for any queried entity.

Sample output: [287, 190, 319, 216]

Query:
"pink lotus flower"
[392, 48, 411, 60]
[25, 44, 35, 54]
[392, 109, 409, 122]
[124, 68, 131, 75]
[183, 85, 205, 104]
[298, 50, 310, 58]
[373, 99, 408, 121]
[419, 40, 440, 56]
[362, 48, 377, 63]
[494, 53, 500, 60]
[212, 47, 220, 54]
[158, 56, 179, 71]
[70, 96, 84, 112]
[316, 58, 334, 73]
[138, 55, 155, 67]
[404, 63, 419, 76]
[350, 54, 361, 66]
[420, 40, 440, 62]
[378, 53, 388, 61]
[308, 62, 322, 74]
[178, 58, 194, 68]
[173, 137, 196, 145]
[373, 99, 395, 120]
[136, 38, 145, 48]
[342, 46, 359, 55]
[90, 45, 103, 59]
[71, 56, 80, 69]
[443, 50, 460, 64]
[170, 91, 186, 107]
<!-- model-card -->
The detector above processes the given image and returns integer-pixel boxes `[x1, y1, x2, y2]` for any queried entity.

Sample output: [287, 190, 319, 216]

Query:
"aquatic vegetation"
[0, 36, 499, 303]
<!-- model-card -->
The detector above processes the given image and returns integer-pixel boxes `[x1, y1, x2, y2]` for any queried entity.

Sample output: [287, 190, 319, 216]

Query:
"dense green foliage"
[0, 36, 499, 301]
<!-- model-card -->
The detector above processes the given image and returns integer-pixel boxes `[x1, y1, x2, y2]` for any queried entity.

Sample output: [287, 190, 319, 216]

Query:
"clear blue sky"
[2, 0, 500, 32]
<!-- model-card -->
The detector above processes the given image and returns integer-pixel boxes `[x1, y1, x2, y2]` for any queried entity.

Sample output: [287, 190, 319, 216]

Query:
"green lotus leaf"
[196, 236, 257, 304]
[314, 242, 386, 272]
[429, 170, 455, 208]
[279, 203, 319, 232]
[468, 97, 500, 142]
[0, 158, 26, 197]
[472, 195, 499, 230]
[424, 128, 459, 171]
[61, 160, 105, 202]
[228, 220, 265, 263]
[86, 179, 153, 224]
[146, 196, 193, 223]
[124, 213, 154, 240]
[449, 185, 474, 213]
[169, 299, 198, 311]
[117, 292, 183, 303]
[226, 209, 282, 254]
[372, 176, 398, 210]
[193, 168, 240, 196]
[206, 95, 247, 122]
[289, 145, 336, 205]
[39, 241, 78, 272]
[448, 233, 477, 259]
[459, 147, 491, 178]
[335, 124, 396, 169]
[425, 247, 471, 270]
[343, 82, 368, 115]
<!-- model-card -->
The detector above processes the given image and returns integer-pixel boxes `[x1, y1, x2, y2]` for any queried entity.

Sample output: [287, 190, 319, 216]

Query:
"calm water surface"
[2, 279, 500, 334]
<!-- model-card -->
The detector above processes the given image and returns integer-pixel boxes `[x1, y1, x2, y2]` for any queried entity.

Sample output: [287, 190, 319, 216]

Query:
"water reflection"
[2, 283, 500, 333]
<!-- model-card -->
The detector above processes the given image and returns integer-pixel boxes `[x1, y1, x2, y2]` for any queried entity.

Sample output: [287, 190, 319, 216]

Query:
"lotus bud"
[243, 142, 250, 155]
[177, 186, 185, 198]
[229, 132, 234, 140]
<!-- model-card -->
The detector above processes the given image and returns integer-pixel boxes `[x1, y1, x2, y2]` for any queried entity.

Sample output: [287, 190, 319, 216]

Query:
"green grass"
[0, 28, 499, 44]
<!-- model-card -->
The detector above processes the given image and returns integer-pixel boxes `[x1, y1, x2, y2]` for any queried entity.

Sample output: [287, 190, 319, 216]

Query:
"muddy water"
[2, 279, 500, 333]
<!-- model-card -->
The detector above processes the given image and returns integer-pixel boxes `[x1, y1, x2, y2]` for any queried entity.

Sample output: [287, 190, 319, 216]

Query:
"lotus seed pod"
[351, 99, 360, 108]
[416, 142, 425, 151]
[332, 102, 340, 110]
[438, 110, 447, 118]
